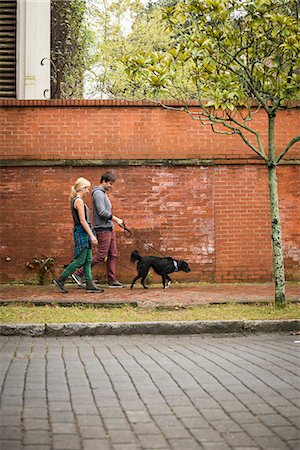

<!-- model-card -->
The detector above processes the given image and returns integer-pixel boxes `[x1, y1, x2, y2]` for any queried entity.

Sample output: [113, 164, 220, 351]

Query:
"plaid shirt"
[73, 224, 91, 258]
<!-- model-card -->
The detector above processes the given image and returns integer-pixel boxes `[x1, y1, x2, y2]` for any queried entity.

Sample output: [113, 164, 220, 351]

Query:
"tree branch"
[277, 135, 300, 163]
[177, 104, 268, 161]
[225, 113, 267, 159]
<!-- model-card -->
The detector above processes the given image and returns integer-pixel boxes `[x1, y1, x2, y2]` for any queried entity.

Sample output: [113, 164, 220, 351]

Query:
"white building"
[0, 0, 50, 99]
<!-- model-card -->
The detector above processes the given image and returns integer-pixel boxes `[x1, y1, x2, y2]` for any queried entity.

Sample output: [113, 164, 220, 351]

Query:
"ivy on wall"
[51, 0, 87, 98]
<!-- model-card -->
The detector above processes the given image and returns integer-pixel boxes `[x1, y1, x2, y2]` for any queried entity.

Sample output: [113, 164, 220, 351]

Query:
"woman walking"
[53, 177, 103, 293]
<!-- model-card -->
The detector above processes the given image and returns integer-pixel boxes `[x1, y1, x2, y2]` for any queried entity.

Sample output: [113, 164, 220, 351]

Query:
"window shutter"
[0, 1, 17, 98]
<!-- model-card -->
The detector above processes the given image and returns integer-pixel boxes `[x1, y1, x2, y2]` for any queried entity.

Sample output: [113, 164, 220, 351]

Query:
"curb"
[0, 319, 299, 336]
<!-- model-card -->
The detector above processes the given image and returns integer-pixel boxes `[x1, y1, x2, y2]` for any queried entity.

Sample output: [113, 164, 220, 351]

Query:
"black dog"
[130, 250, 191, 289]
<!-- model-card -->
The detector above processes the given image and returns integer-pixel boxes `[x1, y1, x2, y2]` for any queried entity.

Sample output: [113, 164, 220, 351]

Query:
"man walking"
[72, 171, 125, 288]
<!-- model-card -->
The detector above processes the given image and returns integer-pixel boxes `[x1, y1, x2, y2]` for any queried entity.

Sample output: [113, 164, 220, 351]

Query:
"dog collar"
[173, 260, 178, 272]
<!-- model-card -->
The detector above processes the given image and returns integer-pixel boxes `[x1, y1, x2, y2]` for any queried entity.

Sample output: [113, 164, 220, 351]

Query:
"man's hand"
[113, 216, 123, 227]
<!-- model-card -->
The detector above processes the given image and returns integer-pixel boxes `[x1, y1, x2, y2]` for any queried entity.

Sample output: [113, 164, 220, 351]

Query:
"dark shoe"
[86, 281, 104, 293]
[108, 280, 124, 288]
[72, 273, 84, 288]
[53, 278, 68, 293]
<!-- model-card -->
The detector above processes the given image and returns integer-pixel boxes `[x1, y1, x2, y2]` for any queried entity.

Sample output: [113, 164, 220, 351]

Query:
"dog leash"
[119, 222, 166, 257]
[119, 221, 132, 238]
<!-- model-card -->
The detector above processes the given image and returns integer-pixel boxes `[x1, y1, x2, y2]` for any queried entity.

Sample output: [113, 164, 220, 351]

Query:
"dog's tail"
[130, 250, 142, 263]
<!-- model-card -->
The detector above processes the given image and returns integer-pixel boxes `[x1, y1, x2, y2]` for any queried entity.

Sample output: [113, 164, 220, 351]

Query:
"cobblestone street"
[0, 334, 299, 450]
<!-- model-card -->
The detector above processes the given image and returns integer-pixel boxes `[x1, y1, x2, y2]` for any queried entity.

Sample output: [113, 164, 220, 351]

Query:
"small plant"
[145, 271, 153, 285]
[26, 256, 55, 285]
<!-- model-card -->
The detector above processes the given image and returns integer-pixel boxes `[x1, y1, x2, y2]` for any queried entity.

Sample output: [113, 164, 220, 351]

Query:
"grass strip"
[0, 303, 299, 323]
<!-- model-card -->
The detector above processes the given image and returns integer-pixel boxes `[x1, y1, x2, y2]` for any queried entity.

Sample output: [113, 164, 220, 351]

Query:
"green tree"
[124, 0, 300, 306]
[84, 0, 175, 98]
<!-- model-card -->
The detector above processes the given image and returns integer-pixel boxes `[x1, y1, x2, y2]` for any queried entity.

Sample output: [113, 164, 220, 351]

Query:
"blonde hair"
[69, 177, 91, 200]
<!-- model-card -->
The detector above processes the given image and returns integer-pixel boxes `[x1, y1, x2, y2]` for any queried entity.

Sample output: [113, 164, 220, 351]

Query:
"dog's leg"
[141, 276, 148, 289]
[161, 274, 167, 289]
[165, 275, 172, 289]
[130, 275, 142, 290]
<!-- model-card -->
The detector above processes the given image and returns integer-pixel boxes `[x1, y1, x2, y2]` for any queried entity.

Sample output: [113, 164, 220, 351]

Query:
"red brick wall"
[1, 100, 299, 161]
[1, 100, 299, 283]
[215, 166, 272, 282]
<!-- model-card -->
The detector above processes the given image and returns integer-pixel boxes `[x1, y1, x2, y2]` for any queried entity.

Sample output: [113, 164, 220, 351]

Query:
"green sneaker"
[53, 278, 68, 293]
[86, 281, 104, 293]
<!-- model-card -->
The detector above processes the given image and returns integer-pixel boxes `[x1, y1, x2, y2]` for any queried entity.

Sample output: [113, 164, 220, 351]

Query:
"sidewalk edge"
[0, 320, 299, 336]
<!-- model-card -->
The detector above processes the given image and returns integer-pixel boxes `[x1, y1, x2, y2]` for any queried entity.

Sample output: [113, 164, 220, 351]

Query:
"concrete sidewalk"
[0, 282, 299, 308]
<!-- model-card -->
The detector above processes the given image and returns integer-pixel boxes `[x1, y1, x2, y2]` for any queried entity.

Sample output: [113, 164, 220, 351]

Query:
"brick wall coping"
[0, 99, 157, 107]
[1, 99, 299, 108]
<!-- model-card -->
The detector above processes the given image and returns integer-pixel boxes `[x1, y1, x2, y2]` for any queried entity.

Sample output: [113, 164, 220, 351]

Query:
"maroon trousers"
[75, 230, 117, 283]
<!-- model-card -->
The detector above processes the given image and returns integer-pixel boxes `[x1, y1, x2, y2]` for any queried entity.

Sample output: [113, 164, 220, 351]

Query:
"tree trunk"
[268, 114, 286, 307]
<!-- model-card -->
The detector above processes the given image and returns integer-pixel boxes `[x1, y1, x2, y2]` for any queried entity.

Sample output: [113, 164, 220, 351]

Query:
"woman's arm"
[74, 198, 97, 245]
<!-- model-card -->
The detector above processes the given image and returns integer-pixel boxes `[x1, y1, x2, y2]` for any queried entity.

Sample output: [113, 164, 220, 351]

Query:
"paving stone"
[245, 402, 275, 415]
[286, 416, 300, 427]
[51, 423, 77, 434]
[210, 420, 243, 433]
[170, 406, 203, 418]
[0, 406, 22, 416]
[112, 444, 141, 450]
[191, 397, 219, 409]
[48, 402, 73, 412]
[179, 416, 210, 429]
[49, 412, 76, 423]
[138, 433, 169, 448]
[1, 396, 23, 406]
[52, 434, 81, 450]
[287, 439, 300, 449]
[23, 407, 48, 419]
[99, 407, 127, 419]
[23, 430, 51, 445]
[143, 403, 172, 416]
[23, 446, 51, 450]
[0, 417, 21, 427]
[133, 422, 161, 435]
[108, 429, 137, 444]
[0, 441, 22, 450]
[259, 413, 291, 427]
[223, 432, 257, 447]
[272, 405, 300, 418]
[189, 427, 223, 442]
[234, 448, 261, 450]
[230, 411, 260, 424]
[0, 334, 298, 450]
[221, 401, 249, 413]
[201, 443, 231, 450]
[274, 426, 300, 440]
[168, 438, 203, 450]
[252, 435, 290, 449]
[78, 426, 106, 439]
[200, 408, 230, 421]
[150, 415, 182, 427]
[242, 423, 277, 437]
[22, 419, 50, 430]
[0, 427, 22, 440]
[76, 415, 103, 427]
[82, 439, 111, 450]
[72, 404, 99, 415]
[126, 410, 152, 423]
[103, 418, 131, 430]
[160, 426, 191, 439]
